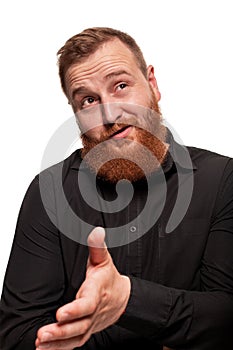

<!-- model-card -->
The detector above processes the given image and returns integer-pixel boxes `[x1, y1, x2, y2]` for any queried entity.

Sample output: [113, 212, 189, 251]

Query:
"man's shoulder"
[167, 130, 232, 172]
[39, 148, 83, 176]
[186, 144, 230, 161]
[63, 148, 83, 171]
[186, 144, 233, 173]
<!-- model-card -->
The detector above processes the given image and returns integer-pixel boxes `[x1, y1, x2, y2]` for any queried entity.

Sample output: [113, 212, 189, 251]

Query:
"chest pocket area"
[158, 219, 209, 289]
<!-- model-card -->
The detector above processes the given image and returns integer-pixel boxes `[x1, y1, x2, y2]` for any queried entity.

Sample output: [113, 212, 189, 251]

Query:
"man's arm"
[0, 174, 133, 350]
[35, 227, 131, 349]
[0, 175, 65, 349]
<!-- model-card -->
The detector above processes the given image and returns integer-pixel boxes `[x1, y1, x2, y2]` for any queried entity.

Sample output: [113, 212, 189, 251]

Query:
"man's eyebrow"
[105, 70, 132, 80]
[72, 86, 89, 100]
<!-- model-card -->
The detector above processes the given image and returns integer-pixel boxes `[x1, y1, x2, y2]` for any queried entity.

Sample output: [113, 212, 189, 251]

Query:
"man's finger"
[87, 227, 108, 265]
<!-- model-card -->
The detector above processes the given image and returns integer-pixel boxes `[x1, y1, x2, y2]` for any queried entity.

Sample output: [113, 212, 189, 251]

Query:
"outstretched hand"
[35, 227, 130, 349]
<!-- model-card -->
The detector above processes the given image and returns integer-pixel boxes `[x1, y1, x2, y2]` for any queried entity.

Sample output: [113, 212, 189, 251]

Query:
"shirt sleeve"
[0, 174, 141, 350]
[0, 175, 65, 349]
[117, 158, 233, 349]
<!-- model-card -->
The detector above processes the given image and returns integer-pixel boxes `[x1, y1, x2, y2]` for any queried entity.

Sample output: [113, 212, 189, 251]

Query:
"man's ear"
[147, 65, 161, 102]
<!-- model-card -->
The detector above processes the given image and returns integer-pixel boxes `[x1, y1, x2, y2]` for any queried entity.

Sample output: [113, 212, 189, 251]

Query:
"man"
[0, 27, 233, 350]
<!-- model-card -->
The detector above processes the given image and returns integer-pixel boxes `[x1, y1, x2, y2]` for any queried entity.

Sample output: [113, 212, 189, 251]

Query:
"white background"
[0, 0, 233, 291]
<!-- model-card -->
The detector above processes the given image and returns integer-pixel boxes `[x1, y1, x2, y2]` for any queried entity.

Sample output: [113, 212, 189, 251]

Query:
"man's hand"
[35, 227, 131, 349]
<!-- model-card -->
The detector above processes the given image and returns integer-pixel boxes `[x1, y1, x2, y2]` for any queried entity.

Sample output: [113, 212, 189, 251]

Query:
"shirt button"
[129, 226, 137, 232]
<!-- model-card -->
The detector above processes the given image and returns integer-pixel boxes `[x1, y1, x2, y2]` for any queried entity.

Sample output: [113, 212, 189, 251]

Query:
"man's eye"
[82, 97, 96, 107]
[116, 83, 127, 91]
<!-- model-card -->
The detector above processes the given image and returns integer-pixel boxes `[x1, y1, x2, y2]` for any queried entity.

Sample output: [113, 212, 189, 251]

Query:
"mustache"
[82, 116, 138, 142]
[102, 122, 134, 140]
[82, 110, 159, 143]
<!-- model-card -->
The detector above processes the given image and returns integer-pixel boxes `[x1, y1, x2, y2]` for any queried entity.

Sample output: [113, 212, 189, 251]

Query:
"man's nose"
[101, 102, 122, 125]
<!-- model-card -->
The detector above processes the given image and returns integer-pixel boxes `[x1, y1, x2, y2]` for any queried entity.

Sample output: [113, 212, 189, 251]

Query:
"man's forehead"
[65, 61, 133, 90]
[65, 53, 138, 96]
[66, 39, 136, 74]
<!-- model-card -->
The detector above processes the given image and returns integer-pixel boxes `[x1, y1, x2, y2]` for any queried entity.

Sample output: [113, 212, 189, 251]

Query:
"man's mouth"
[110, 126, 133, 139]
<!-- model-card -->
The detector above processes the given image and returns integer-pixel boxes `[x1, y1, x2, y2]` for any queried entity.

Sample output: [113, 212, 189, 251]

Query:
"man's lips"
[111, 126, 133, 139]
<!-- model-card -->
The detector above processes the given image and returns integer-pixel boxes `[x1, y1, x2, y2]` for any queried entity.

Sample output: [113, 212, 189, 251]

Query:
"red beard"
[80, 95, 167, 183]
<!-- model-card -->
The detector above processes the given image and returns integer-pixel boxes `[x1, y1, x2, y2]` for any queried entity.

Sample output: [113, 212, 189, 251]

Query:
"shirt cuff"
[117, 276, 172, 337]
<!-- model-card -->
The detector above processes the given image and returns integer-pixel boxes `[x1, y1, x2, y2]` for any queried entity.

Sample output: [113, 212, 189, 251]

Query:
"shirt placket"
[126, 196, 142, 277]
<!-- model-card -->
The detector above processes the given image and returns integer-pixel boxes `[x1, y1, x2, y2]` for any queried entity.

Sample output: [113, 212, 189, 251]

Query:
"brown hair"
[57, 27, 148, 96]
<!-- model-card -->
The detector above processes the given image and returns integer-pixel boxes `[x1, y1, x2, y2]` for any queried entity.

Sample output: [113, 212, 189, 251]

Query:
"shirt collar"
[162, 128, 197, 173]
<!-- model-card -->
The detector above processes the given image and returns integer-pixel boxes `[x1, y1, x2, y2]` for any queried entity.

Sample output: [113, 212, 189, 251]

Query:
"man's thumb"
[87, 227, 108, 265]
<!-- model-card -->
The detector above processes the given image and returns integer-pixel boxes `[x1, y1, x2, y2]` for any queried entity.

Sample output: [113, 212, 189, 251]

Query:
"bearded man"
[1, 27, 233, 350]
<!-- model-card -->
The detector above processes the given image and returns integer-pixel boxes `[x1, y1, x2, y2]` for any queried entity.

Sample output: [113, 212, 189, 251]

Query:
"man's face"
[65, 39, 167, 182]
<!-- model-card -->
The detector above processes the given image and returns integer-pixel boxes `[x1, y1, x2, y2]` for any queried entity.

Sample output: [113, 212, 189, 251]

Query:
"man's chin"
[103, 137, 137, 152]
[81, 141, 164, 184]
[92, 159, 152, 183]
[81, 136, 138, 158]
[80, 117, 167, 183]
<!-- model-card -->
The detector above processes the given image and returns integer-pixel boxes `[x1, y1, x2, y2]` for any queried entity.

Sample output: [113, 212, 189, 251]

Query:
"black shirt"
[1, 131, 233, 349]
